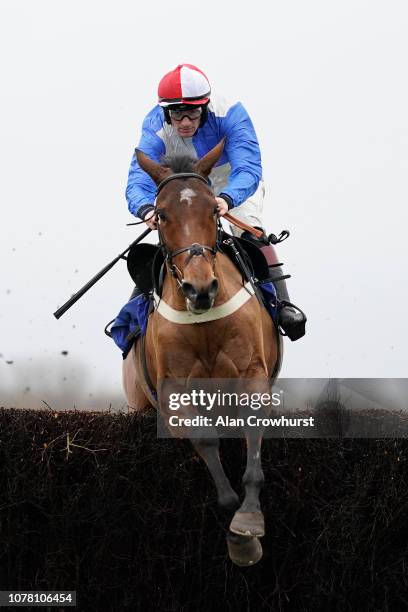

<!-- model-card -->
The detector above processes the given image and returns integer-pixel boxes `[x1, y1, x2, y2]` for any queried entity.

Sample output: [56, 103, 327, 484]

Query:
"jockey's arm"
[219, 102, 263, 208]
[125, 109, 165, 221]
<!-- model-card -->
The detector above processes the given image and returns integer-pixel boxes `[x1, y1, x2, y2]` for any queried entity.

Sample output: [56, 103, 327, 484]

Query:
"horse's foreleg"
[190, 437, 240, 512]
[191, 436, 264, 565]
[230, 428, 265, 537]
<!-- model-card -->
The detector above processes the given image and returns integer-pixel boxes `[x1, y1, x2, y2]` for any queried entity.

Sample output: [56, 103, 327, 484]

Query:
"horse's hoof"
[229, 511, 265, 537]
[227, 533, 263, 567]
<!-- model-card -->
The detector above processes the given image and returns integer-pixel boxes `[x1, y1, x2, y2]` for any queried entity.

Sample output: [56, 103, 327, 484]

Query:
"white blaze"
[180, 188, 196, 207]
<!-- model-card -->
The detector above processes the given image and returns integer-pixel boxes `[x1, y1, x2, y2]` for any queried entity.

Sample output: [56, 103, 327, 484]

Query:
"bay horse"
[123, 141, 282, 566]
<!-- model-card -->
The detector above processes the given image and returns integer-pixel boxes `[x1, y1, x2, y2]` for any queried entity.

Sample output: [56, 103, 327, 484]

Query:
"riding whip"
[53, 227, 152, 319]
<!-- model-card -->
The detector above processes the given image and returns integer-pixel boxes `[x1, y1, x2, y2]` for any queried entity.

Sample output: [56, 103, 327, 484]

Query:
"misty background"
[1, 1, 407, 410]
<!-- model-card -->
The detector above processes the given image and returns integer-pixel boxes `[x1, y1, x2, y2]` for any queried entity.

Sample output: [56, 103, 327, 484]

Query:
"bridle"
[155, 172, 223, 286]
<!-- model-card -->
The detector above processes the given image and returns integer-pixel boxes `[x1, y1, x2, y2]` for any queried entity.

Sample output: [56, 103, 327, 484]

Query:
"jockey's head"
[158, 64, 210, 137]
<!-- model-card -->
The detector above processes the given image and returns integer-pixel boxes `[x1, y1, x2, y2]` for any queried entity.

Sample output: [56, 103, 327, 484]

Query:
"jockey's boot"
[241, 231, 307, 341]
[260, 244, 306, 341]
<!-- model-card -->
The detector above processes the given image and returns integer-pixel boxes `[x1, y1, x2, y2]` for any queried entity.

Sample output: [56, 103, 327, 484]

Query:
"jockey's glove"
[138, 204, 155, 220]
[218, 193, 234, 209]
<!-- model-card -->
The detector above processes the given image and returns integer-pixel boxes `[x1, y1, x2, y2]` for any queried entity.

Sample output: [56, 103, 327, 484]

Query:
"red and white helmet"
[158, 64, 211, 107]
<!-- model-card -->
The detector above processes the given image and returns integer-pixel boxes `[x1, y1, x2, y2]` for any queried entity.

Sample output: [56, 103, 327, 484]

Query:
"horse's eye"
[157, 211, 167, 222]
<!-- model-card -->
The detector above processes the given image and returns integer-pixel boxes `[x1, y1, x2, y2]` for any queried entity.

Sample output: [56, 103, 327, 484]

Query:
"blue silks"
[258, 281, 278, 321]
[110, 295, 151, 358]
[110, 282, 278, 358]
[126, 96, 262, 218]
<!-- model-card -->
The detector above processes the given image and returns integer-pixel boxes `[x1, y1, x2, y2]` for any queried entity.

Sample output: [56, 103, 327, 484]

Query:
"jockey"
[126, 63, 306, 341]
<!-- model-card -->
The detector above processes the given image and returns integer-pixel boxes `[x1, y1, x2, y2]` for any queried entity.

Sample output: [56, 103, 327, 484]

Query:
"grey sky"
[1, 0, 407, 408]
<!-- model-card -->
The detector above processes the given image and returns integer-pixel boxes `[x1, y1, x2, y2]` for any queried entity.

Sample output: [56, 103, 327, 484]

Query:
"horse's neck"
[162, 253, 243, 309]
[214, 254, 245, 303]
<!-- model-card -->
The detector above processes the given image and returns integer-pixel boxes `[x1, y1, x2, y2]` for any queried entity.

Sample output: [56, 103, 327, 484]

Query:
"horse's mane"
[161, 154, 197, 174]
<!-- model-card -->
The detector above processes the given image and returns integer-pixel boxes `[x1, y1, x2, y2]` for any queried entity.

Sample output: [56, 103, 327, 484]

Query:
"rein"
[156, 172, 211, 194]
[127, 173, 275, 244]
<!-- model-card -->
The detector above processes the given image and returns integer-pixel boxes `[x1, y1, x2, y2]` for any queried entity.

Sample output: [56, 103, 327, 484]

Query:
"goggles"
[168, 107, 203, 122]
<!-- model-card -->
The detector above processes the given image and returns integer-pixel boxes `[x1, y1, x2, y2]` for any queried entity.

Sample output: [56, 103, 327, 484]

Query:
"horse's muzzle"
[181, 279, 219, 313]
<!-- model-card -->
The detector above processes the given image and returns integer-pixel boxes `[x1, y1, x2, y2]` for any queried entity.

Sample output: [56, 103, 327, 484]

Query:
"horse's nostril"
[182, 279, 218, 309]
[209, 279, 218, 297]
[181, 282, 197, 300]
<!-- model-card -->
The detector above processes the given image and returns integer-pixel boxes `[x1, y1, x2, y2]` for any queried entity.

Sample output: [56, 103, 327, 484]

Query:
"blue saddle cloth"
[110, 282, 278, 359]
[110, 295, 151, 358]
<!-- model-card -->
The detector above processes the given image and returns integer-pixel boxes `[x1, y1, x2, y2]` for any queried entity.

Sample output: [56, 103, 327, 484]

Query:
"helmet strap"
[199, 104, 209, 127]
[163, 108, 171, 125]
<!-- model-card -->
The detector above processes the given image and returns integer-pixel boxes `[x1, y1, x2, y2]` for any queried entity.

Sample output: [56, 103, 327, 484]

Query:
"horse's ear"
[194, 138, 225, 177]
[135, 149, 172, 185]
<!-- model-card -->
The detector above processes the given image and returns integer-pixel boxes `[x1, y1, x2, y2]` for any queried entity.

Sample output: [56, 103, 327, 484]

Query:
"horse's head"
[136, 140, 225, 313]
